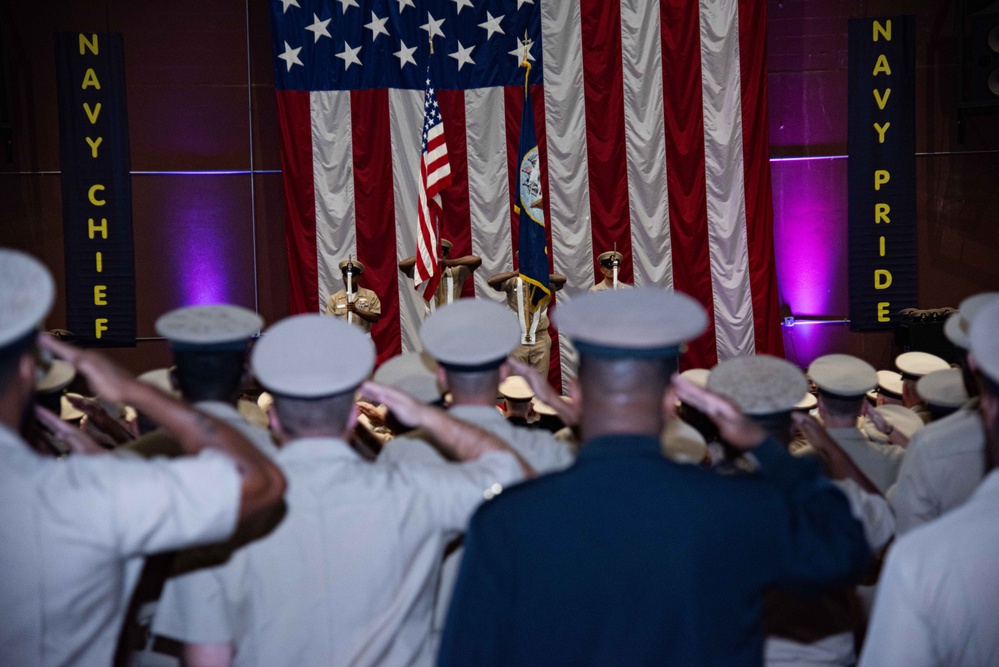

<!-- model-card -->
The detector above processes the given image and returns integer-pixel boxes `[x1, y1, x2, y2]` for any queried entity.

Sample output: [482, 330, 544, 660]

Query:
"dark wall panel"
[1, 1, 282, 374]
[131, 174, 257, 335]
[769, 0, 999, 368]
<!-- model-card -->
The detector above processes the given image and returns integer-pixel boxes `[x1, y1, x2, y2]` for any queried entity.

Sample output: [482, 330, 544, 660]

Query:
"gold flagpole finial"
[521, 30, 532, 94]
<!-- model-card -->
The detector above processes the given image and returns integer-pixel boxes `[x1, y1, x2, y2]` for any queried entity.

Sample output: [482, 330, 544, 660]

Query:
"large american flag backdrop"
[269, 0, 782, 388]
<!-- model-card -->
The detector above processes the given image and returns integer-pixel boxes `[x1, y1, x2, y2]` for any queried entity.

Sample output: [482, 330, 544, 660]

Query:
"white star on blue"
[269, 0, 544, 92]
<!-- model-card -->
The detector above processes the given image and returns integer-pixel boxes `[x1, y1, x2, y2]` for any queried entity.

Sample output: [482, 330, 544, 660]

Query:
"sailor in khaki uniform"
[378, 300, 575, 653]
[808, 354, 904, 494]
[487, 268, 567, 378]
[589, 251, 633, 292]
[399, 239, 482, 310]
[0, 249, 285, 667]
[325, 259, 381, 335]
[707, 355, 893, 667]
[153, 314, 529, 667]
[888, 293, 998, 535]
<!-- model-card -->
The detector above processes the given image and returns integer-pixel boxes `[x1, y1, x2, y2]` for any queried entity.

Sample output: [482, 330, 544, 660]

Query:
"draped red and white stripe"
[276, 0, 782, 386]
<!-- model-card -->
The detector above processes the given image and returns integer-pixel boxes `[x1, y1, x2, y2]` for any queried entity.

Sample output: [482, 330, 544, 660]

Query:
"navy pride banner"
[847, 17, 917, 331]
[55, 32, 136, 347]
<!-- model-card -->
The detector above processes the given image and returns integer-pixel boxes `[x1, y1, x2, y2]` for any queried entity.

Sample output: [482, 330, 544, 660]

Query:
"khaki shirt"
[501, 277, 549, 336]
[589, 279, 633, 293]
[0, 423, 240, 667]
[326, 287, 381, 335]
[433, 266, 472, 307]
[154, 437, 523, 667]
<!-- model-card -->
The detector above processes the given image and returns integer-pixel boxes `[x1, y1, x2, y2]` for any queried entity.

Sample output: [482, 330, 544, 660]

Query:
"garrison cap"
[532, 397, 558, 416]
[60, 393, 86, 421]
[597, 251, 624, 268]
[237, 397, 270, 429]
[420, 299, 520, 370]
[499, 375, 534, 402]
[0, 249, 55, 349]
[795, 392, 818, 411]
[808, 354, 877, 397]
[555, 288, 707, 358]
[916, 368, 967, 409]
[373, 352, 441, 404]
[896, 351, 949, 380]
[252, 314, 375, 398]
[707, 355, 808, 415]
[944, 292, 999, 350]
[339, 258, 365, 275]
[155, 304, 263, 350]
[679, 368, 711, 388]
[969, 300, 999, 385]
[875, 370, 904, 400]
[137, 368, 180, 397]
[661, 418, 708, 464]
[36, 359, 76, 394]
[864, 404, 925, 441]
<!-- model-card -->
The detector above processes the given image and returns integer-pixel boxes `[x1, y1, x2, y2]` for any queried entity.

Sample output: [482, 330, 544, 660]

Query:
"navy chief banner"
[55, 32, 136, 347]
[847, 17, 917, 331]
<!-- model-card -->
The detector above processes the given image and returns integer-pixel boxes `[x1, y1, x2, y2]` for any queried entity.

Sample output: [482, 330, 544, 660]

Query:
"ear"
[435, 365, 448, 390]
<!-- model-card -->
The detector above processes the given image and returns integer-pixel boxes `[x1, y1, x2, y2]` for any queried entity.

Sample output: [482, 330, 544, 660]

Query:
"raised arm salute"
[0, 249, 285, 667]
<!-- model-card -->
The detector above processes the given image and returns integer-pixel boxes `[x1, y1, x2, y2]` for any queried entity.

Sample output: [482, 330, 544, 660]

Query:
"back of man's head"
[173, 349, 246, 404]
[0, 249, 56, 429]
[156, 304, 263, 406]
[818, 392, 864, 422]
[273, 392, 356, 440]
[557, 288, 706, 442]
[575, 354, 676, 438]
[251, 314, 375, 444]
[446, 366, 503, 406]
[420, 299, 520, 407]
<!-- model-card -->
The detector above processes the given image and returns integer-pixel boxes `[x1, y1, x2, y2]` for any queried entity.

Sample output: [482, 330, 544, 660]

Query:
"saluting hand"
[671, 375, 767, 450]
[360, 381, 426, 429]
[39, 335, 136, 405]
[34, 404, 108, 456]
[506, 356, 579, 426]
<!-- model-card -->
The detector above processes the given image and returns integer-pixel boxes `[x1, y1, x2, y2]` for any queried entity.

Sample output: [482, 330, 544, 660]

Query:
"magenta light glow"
[771, 158, 849, 318]
[171, 192, 240, 307]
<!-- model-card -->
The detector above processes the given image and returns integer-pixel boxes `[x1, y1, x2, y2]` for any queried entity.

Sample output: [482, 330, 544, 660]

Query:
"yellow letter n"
[873, 20, 891, 42]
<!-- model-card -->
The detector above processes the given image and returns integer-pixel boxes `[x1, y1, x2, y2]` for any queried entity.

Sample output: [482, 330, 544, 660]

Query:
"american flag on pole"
[415, 64, 452, 301]
[270, 0, 783, 384]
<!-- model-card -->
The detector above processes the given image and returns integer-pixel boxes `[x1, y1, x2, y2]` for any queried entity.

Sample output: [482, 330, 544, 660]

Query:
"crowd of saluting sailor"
[2, 245, 998, 667]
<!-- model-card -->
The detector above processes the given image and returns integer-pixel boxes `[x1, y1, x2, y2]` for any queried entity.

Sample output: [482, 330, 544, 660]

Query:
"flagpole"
[517, 31, 542, 341]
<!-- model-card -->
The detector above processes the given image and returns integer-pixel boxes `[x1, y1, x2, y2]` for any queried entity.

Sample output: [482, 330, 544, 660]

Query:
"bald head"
[575, 354, 677, 441]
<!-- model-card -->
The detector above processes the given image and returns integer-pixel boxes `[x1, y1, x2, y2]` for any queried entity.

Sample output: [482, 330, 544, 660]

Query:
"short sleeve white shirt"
[860, 469, 999, 667]
[0, 424, 240, 667]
